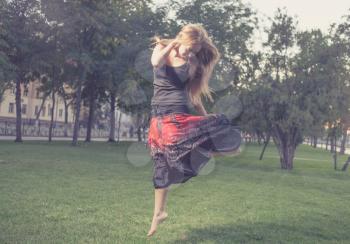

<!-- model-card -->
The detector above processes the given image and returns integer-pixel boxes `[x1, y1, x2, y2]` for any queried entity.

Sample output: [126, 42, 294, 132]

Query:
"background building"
[0, 80, 135, 138]
[0, 80, 75, 125]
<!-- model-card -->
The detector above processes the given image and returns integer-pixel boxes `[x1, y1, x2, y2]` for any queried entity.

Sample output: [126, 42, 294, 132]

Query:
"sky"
[155, 0, 350, 32]
[243, 0, 350, 32]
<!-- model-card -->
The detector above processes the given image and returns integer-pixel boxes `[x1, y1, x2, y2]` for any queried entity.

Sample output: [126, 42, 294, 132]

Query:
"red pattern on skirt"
[147, 113, 241, 189]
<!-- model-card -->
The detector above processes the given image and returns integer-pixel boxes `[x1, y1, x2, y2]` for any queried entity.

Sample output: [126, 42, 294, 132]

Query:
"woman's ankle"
[154, 210, 167, 217]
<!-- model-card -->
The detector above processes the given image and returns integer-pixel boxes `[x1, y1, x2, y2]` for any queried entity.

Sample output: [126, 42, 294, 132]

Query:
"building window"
[35, 106, 39, 116]
[42, 106, 46, 116]
[8, 103, 14, 113]
[59, 109, 63, 118]
[48, 104, 51, 116]
[22, 104, 27, 115]
[23, 87, 29, 97]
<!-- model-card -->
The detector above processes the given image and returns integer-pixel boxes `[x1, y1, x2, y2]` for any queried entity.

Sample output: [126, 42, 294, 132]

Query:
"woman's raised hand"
[152, 38, 180, 67]
[169, 38, 181, 49]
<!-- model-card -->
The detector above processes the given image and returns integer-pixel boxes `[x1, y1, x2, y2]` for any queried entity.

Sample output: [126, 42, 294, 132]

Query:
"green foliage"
[1, 0, 46, 81]
[170, 0, 258, 92]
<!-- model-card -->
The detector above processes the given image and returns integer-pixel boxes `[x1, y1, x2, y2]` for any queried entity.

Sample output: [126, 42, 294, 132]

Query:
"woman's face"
[177, 43, 201, 59]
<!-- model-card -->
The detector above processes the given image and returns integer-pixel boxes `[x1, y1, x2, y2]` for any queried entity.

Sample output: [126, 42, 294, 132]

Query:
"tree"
[0, 0, 15, 102]
[333, 11, 350, 155]
[170, 0, 258, 97]
[1, 0, 46, 142]
[36, 20, 69, 142]
[42, 0, 121, 146]
[250, 9, 350, 170]
[103, 0, 168, 142]
[82, 65, 108, 142]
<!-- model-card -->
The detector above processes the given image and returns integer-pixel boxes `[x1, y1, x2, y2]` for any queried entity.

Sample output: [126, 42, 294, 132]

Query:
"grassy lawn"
[0, 140, 349, 243]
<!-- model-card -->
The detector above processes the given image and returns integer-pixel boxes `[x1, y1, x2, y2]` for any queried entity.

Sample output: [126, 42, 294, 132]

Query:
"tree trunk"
[330, 136, 334, 153]
[142, 125, 146, 142]
[38, 120, 41, 136]
[15, 78, 22, 142]
[277, 143, 295, 170]
[342, 156, 350, 171]
[64, 99, 69, 137]
[326, 135, 329, 150]
[313, 136, 317, 148]
[48, 80, 56, 142]
[137, 126, 141, 141]
[259, 133, 271, 160]
[72, 72, 85, 146]
[108, 93, 116, 142]
[35, 94, 48, 136]
[272, 125, 296, 170]
[135, 112, 142, 142]
[257, 131, 262, 145]
[117, 111, 122, 142]
[85, 89, 95, 142]
[331, 126, 337, 153]
[340, 126, 348, 155]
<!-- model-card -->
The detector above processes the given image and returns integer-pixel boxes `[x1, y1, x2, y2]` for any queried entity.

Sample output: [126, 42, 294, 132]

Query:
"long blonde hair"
[150, 23, 221, 106]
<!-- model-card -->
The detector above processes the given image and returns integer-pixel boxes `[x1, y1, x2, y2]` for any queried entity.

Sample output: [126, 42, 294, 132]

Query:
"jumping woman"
[147, 23, 242, 237]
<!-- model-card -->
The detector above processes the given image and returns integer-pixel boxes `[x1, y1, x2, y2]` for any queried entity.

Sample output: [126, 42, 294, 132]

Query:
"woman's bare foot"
[147, 211, 168, 237]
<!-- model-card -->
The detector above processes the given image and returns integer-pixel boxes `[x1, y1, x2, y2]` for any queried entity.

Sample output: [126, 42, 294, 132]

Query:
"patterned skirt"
[147, 104, 242, 189]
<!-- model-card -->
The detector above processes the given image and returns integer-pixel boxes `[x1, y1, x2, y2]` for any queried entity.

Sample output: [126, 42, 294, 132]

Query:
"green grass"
[0, 140, 349, 243]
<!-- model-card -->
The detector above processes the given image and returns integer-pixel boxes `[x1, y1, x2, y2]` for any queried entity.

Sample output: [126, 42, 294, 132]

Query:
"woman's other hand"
[169, 38, 181, 49]
[151, 38, 181, 68]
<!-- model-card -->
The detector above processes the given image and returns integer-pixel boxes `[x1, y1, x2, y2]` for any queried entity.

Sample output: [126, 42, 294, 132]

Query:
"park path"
[0, 136, 139, 142]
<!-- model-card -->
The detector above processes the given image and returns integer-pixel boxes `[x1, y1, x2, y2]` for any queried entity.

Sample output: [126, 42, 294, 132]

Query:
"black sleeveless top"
[150, 59, 191, 106]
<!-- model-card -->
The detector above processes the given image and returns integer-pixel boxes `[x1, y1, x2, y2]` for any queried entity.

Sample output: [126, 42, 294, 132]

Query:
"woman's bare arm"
[151, 40, 180, 68]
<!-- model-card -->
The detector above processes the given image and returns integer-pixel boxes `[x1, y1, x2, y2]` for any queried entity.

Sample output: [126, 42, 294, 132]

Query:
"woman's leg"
[147, 187, 169, 237]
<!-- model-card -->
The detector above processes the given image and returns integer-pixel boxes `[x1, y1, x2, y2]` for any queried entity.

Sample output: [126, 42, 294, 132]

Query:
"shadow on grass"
[169, 221, 346, 244]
